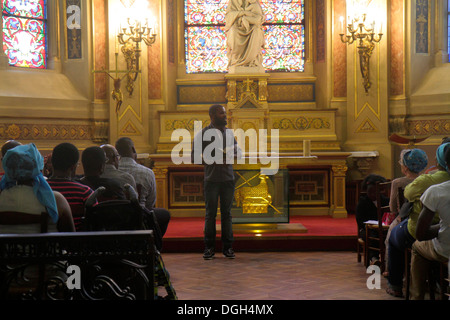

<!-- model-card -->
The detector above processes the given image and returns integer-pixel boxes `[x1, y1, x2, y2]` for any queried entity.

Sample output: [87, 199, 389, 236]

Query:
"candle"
[115, 28, 118, 54]
[340, 16, 344, 34]
[303, 140, 311, 157]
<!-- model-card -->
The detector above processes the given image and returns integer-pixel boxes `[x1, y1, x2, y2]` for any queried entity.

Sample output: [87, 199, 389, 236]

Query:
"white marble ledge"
[348, 151, 380, 158]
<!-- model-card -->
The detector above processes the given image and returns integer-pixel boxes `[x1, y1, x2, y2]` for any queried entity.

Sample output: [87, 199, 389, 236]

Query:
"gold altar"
[149, 151, 350, 220]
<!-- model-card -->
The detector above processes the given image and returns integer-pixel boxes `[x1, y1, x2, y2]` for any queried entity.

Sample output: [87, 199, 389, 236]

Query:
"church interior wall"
[1, 0, 449, 187]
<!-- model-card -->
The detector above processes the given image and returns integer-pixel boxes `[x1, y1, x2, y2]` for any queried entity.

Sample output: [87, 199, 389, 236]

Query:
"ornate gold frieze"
[0, 123, 92, 140]
[407, 119, 450, 136]
[272, 117, 331, 131]
[165, 119, 210, 131]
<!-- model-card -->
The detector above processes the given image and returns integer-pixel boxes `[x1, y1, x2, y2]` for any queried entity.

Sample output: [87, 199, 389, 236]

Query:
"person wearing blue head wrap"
[402, 149, 428, 174]
[0, 143, 74, 232]
[0, 143, 59, 223]
[386, 142, 450, 297]
[436, 142, 450, 173]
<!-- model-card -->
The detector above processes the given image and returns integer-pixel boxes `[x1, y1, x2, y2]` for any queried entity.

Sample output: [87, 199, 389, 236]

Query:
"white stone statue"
[225, 0, 265, 73]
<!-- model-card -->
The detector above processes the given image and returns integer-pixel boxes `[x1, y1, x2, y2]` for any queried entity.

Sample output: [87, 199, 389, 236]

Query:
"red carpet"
[163, 215, 358, 253]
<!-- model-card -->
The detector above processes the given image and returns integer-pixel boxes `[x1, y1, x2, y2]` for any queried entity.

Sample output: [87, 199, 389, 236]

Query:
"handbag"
[398, 200, 413, 220]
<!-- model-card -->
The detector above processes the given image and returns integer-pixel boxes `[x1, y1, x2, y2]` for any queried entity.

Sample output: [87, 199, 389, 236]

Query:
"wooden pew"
[0, 230, 154, 300]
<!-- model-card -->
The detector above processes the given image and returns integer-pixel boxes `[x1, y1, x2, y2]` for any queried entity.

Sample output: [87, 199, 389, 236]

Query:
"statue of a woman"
[225, 0, 265, 73]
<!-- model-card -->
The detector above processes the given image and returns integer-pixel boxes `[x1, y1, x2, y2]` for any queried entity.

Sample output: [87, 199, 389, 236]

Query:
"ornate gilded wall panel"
[288, 170, 329, 206]
[269, 110, 337, 137]
[92, 0, 107, 100]
[169, 172, 204, 207]
[157, 112, 211, 153]
[415, 0, 430, 54]
[333, 0, 347, 98]
[65, 0, 82, 59]
[390, 0, 405, 96]
[315, 0, 326, 63]
[177, 85, 227, 105]
[148, 0, 162, 100]
[267, 83, 315, 102]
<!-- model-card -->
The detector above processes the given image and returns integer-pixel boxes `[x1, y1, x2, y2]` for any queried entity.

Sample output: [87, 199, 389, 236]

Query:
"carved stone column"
[331, 164, 348, 218]
[153, 166, 168, 208]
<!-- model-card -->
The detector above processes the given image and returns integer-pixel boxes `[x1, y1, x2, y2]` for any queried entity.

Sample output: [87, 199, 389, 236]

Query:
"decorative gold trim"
[355, 118, 378, 133]
[0, 123, 92, 140]
[119, 120, 141, 136]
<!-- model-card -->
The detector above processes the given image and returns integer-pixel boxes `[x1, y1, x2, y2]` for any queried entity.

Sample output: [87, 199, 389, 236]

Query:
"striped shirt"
[47, 178, 95, 231]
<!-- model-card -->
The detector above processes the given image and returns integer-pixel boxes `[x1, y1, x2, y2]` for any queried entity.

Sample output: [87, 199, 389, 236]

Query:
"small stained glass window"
[2, 0, 47, 69]
[448, 0, 450, 61]
[184, 0, 305, 74]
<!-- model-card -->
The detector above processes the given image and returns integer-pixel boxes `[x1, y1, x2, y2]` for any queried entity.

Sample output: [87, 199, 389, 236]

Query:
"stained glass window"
[2, 0, 47, 69]
[448, 0, 450, 61]
[184, 0, 305, 73]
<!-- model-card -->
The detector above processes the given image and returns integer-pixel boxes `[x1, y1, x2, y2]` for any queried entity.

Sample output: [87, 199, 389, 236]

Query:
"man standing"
[192, 104, 242, 260]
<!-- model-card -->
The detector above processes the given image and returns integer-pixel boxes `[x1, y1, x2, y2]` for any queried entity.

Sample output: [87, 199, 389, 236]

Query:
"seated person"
[79, 146, 127, 202]
[115, 137, 170, 238]
[384, 148, 428, 275]
[43, 153, 53, 178]
[100, 144, 137, 191]
[355, 174, 389, 265]
[355, 174, 389, 236]
[386, 142, 450, 297]
[1, 140, 22, 178]
[0, 143, 75, 233]
[409, 146, 450, 299]
[47, 143, 96, 231]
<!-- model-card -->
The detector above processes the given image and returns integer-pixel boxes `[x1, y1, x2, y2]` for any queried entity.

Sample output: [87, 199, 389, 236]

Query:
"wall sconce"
[117, 0, 157, 97]
[339, 13, 383, 94]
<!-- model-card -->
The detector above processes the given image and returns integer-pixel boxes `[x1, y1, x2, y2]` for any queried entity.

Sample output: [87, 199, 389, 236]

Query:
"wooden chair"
[405, 249, 448, 300]
[365, 181, 391, 271]
[351, 180, 366, 265]
[83, 187, 177, 300]
[0, 211, 49, 233]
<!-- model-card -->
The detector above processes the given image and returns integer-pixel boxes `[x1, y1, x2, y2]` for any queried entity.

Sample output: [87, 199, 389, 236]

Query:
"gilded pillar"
[331, 164, 348, 218]
[153, 166, 168, 208]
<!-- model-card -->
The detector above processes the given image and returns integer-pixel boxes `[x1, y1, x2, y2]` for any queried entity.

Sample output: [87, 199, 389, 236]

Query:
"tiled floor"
[162, 251, 403, 300]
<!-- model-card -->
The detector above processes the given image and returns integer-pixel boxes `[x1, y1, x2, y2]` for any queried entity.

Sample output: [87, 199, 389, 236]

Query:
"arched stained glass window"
[184, 0, 305, 74]
[2, 0, 47, 69]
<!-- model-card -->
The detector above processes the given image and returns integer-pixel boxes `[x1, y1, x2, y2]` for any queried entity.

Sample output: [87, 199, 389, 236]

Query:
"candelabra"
[339, 13, 383, 94]
[117, 17, 157, 96]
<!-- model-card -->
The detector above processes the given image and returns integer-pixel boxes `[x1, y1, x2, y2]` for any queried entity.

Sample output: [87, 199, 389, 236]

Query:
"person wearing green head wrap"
[0, 143, 75, 233]
[386, 142, 450, 297]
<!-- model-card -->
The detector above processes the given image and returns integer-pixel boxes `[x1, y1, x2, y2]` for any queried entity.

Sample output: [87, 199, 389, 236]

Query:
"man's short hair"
[115, 137, 133, 156]
[51, 143, 79, 171]
[82, 146, 106, 173]
[1, 140, 21, 157]
[209, 104, 224, 117]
